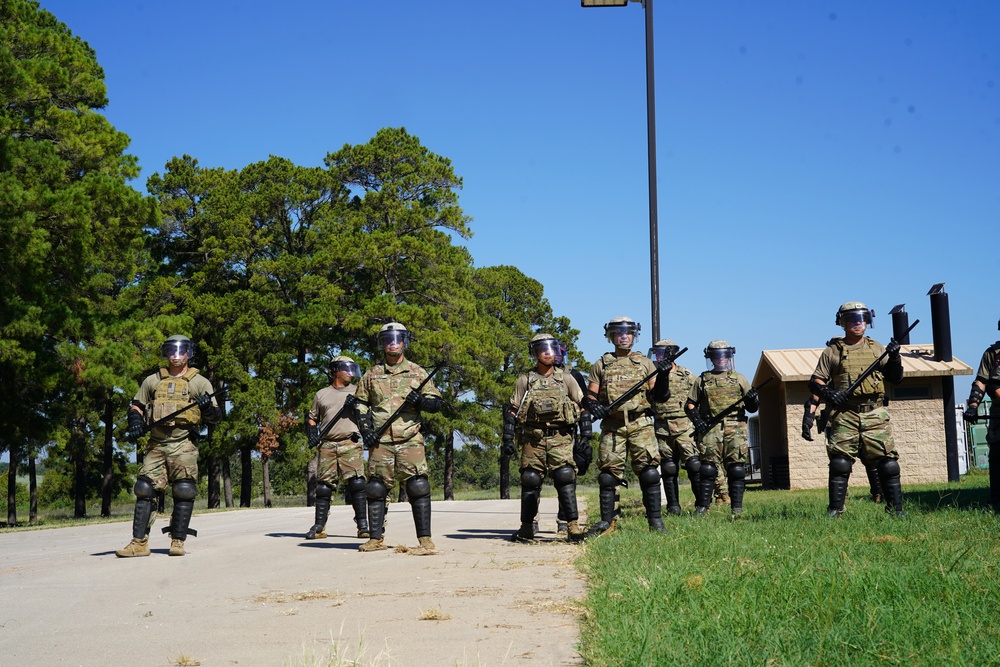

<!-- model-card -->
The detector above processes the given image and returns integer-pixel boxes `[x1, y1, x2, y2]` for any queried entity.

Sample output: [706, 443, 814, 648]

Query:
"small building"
[751, 344, 973, 490]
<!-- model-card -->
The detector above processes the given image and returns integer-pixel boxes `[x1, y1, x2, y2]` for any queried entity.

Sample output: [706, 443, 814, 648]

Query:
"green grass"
[576, 475, 1000, 667]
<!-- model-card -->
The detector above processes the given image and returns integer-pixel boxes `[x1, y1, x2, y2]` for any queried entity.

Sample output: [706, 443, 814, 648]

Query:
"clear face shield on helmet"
[838, 309, 871, 330]
[648, 344, 680, 363]
[605, 322, 639, 349]
[161, 339, 193, 361]
[706, 347, 735, 372]
[529, 338, 561, 365]
[330, 360, 362, 379]
[378, 329, 412, 352]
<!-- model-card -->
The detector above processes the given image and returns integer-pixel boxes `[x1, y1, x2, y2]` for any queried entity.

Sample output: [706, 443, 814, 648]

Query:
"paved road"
[0, 498, 585, 667]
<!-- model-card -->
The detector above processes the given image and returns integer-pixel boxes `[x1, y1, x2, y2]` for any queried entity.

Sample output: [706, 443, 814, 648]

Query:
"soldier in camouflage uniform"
[685, 341, 758, 516]
[584, 317, 672, 536]
[304, 356, 367, 540]
[809, 302, 905, 518]
[356, 323, 442, 553]
[648, 340, 700, 515]
[963, 318, 1000, 511]
[503, 334, 588, 542]
[117, 335, 221, 558]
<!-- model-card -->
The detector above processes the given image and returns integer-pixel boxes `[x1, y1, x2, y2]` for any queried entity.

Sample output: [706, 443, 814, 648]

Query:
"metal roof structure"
[752, 344, 974, 385]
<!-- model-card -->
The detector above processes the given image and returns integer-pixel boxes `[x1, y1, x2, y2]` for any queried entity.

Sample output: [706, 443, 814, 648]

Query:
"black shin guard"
[697, 461, 717, 511]
[131, 476, 156, 539]
[877, 458, 904, 516]
[639, 466, 665, 530]
[165, 479, 197, 540]
[727, 463, 746, 514]
[828, 455, 852, 517]
[366, 478, 388, 540]
[406, 476, 432, 538]
[346, 477, 368, 534]
[660, 459, 681, 513]
[552, 465, 579, 523]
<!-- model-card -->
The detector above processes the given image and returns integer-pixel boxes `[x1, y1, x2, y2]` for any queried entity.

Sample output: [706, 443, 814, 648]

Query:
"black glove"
[574, 438, 593, 476]
[656, 356, 673, 372]
[419, 395, 442, 413]
[195, 393, 212, 410]
[343, 394, 356, 409]
[501, 436, 516, 458]
[744, 387, 759, 412]
[886, 339, 901, 360]
[404, 390, 422, 409]
[818, 384, 848, 409]
[585, 397, 609, 421]
[126, 410, 145, 442]
[801, 409, 815, 441]
[964, 404, 980, 422]
[307, 422, 321, 448]
[358, 412, 379, 450]
[691, 413, 711, 436]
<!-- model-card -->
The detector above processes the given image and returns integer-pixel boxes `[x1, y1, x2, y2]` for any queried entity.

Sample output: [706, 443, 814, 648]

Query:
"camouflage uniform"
[356, 354, 441, 551]
[587, 351, 662, 531]
[651, 362, 699, 513]
[306, 382, 366, 539]
[687, 368, 753, 513]
[117, 340, 220, 559]
[508, 364, 585, 541]
[811, 313, 905, 518]
[968, 340, 1000, 509]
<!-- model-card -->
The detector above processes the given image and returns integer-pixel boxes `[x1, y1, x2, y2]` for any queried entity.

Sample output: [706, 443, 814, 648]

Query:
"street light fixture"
[581, 0, 660, 341]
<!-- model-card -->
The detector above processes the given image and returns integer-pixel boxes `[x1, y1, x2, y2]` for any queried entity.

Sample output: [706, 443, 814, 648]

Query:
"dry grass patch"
[253, 590, 346, 605]
[418, 607, 452, 621]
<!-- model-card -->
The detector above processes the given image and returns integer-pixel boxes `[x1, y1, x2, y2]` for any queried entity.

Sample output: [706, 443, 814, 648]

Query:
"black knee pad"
[551, 465, 575, 487]
[316, 481, 334, 500]
[366, 477, 388, 501]
[405, 475, 431, 499]
[830, 454, 854, 476]
[346, 476, 366, 495]
[877, 457, 901, 479]
[639, 465, 660, 487]
[134, 476, 156, 500]
[700, 461, 718, 480]
[660, 459, 679, 477]
[597, 470, 619, 489]
[684, 456, 701, 476]
[727, 463, 746, 481]
[172, 479, 197, 501]
[520, 468, 544, 490]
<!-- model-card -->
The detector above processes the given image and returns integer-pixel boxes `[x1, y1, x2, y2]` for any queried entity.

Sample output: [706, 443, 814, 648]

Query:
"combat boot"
[556, 520, 569, 537]
[358, 538, 386, 552]
[305, 525, 327, 540]
[411, 536, 437, 555]
[566, 520, 585, 543]
[169, 539, 186, 556]
[115, 537, 150, 558]
[511, 523, 534, 543]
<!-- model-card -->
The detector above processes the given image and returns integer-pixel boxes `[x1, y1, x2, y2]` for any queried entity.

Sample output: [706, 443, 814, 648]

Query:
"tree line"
[1, 0, 586, 525]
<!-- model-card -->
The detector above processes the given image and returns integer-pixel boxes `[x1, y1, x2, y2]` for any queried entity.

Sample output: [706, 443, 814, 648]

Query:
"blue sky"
[39, 0, 1000, 380]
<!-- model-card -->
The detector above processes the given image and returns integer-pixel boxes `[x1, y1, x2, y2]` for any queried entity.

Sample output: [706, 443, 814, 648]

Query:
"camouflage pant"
[317, 437, 366, 488]
[698, 420, 748, 467]
[597, 416, 659, 479]
[654, 416, 698, 463]
[826, 407, 898, 463]
[368, 435, 428, 491]
[139, 438, 198, 492]
[519, 426, 575, 475]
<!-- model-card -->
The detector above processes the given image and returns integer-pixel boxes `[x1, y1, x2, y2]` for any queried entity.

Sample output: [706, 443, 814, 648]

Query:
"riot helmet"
[556, 343, 569, 368]
[529, 333, 561, 366]
[604, 316, 640, 350]
[377, 322, 413, 351]
[835, 301, 874, 329]
[704, 340, 735, 372]
[161, 334, 194, 360]
[648, 339, 680, 363]
[329, 356, 361, 379]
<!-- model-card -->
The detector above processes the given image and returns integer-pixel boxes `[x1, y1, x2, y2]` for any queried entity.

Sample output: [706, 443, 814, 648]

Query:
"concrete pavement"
[0, 498, 585, 666]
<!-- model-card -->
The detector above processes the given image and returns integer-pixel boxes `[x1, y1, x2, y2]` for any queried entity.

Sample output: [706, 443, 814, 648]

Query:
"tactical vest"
[652, 365, 695, 419]
[151, 368, 202, 427]
[831, 337, 883, 401]
[517, 369, 580, 427]
[598, 352, 651, 414]
[700, 370, 743, 419]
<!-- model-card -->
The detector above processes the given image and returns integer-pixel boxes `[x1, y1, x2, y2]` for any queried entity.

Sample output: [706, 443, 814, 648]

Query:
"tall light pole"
[581, 0, 660, 341]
